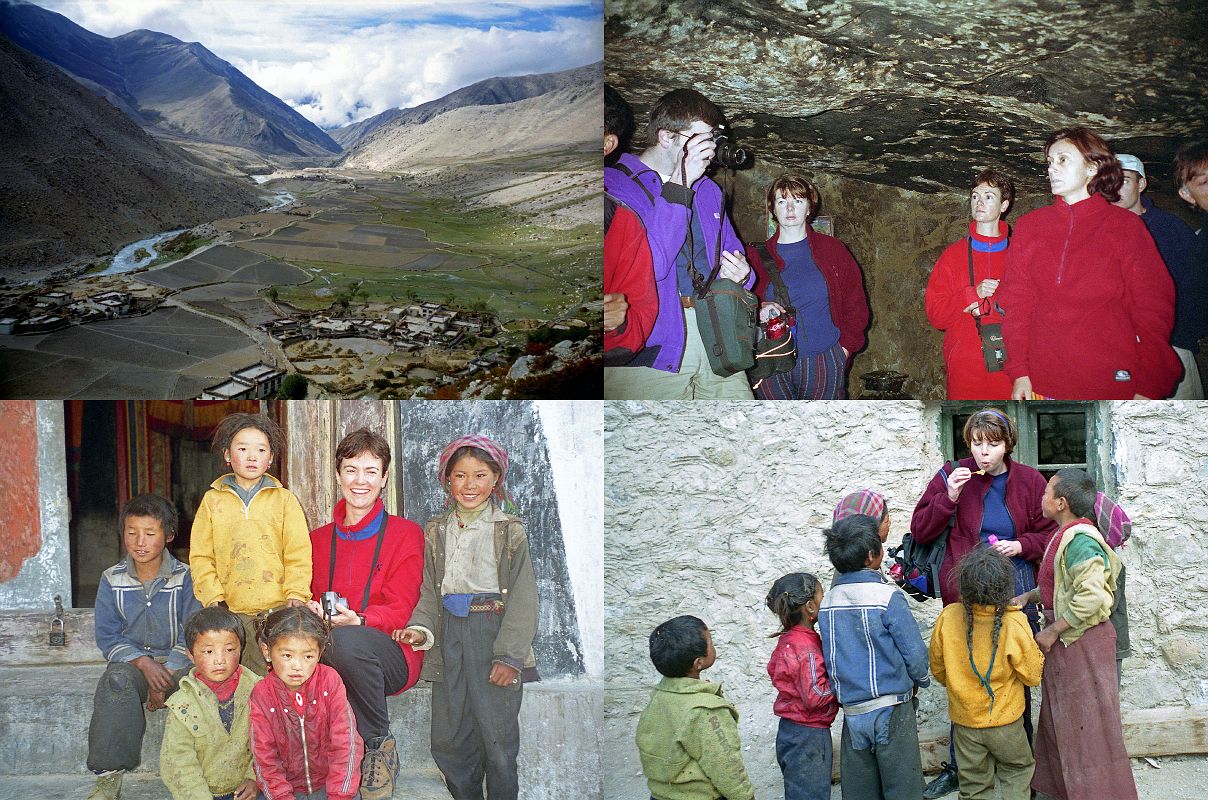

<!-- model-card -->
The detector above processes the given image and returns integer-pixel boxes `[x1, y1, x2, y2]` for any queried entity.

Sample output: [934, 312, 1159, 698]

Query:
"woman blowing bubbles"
[998, 127, 1180, 399]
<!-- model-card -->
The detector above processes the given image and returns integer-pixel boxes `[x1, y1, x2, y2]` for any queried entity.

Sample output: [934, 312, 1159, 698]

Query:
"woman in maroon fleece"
[745, 174, 870, 399]
[999, 126, 1180, 399]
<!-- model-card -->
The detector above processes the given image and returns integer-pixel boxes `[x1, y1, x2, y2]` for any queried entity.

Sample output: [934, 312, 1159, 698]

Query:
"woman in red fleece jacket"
[746, 174, 870, 399]
[998, 126, 1180, 399]
[306, 428, 424, 800]
[925, 169, 1016, 399]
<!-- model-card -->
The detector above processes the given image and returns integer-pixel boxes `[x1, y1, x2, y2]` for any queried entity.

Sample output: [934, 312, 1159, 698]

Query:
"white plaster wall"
[603, 400, 1208, 800]
[538, 400, 604, 679]
[0, 401, 71, 609]
[1104, 401, 1208, 708]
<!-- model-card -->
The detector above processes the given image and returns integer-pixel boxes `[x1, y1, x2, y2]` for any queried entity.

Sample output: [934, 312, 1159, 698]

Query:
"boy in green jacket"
[636, 615, 756, 800]
[161, 607, 261, 800]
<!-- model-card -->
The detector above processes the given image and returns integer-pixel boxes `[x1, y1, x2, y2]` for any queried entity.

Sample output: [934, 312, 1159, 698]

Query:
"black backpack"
[890, 460, 959, 602]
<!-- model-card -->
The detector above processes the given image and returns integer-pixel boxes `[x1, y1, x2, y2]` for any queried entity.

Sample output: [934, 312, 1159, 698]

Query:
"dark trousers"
[87, 661, 186, 772]
[839, 700, 923, 800]
[431, 611, 523, 800]
[776, 717, 833, 800]
[321, 624, 410, 743]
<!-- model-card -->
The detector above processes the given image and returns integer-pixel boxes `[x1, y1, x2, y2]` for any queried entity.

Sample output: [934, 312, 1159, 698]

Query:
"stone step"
[0, 769, 450, 800]
[0, 665, 602, 800]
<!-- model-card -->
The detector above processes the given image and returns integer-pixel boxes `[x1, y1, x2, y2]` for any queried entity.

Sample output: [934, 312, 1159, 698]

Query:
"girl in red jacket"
[765, 572, 838, 800]
[250, 607, 363, 800]
[998, 126, 1180, 399]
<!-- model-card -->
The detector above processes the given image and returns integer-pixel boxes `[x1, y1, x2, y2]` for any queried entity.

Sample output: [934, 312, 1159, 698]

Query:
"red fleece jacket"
[925, 220, 1014, 399]
[998, 193, 1180, 399]
[310, 499, 424, 692]
[747, 227, 870, 356]
[250, 664, 363, 800]
[603, 204, 658, 365]
[767, 625, 838, 728]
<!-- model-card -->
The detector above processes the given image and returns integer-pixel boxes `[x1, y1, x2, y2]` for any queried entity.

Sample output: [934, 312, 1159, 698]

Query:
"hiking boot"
[86, 770, 123, 800]
[360, 735, 399, 800]
[923, 762, 959, 799]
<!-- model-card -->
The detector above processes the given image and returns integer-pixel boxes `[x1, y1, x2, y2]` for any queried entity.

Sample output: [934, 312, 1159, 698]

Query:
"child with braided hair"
[766, 572, 838, 800]
[929, 548, 1043, 800]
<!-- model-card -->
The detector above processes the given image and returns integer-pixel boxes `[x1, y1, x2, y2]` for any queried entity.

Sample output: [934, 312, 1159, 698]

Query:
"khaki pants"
[237, 613, 268, 676]
[1172, 347, 1204, 399]
[953, 715, 1034, 800]
[603, 308, 755, 399]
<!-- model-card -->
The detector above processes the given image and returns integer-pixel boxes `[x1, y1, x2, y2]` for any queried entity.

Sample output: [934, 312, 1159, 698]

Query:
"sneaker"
[360, 735, 399, 800]
[86, 770, 123, 800]
[922, 762, 959, 799]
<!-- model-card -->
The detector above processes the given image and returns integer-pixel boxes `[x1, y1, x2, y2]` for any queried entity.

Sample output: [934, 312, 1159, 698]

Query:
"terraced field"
[0, 155, 601, 398]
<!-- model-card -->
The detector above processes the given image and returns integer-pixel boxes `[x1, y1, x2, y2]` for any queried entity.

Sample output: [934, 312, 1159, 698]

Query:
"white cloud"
[36, 0, 602, 129]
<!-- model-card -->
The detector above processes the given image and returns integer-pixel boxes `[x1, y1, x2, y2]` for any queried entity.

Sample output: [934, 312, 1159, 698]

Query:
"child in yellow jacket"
[929, 548, 1044, 800]
[190, 413, 311, 675]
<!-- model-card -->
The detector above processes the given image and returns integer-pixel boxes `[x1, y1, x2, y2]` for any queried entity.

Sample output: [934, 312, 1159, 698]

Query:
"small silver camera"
[320, 591, 347, 619]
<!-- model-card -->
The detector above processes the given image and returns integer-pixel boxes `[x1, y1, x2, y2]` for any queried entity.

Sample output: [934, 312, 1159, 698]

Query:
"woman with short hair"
[745, 174, 869, 399]
[306, 428, 425, 800]
[998, 126, 1181, 399]
[910, 408, 1056, 798]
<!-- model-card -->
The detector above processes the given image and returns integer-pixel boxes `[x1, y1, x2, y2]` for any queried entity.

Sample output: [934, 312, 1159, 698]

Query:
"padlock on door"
[49, 594, 66, 647]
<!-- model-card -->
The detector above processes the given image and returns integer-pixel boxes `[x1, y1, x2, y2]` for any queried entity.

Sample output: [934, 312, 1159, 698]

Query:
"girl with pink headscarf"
[393, 435, 538, 800]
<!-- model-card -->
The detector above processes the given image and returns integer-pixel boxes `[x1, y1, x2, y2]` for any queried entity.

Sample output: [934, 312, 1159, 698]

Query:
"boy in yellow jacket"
[190, 413, 311, 674]
[929, 548, 1044, 800]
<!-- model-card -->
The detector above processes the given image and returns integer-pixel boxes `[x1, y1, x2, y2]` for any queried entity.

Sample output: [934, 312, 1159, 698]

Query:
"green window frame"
[939, 401, 1100, 482]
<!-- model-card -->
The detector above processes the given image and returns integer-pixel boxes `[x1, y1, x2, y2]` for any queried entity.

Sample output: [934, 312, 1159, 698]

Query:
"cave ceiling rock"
[606, 0, 1208, 194]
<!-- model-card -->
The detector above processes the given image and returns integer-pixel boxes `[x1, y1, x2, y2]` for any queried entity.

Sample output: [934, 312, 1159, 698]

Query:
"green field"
[272, 177, 599, 321]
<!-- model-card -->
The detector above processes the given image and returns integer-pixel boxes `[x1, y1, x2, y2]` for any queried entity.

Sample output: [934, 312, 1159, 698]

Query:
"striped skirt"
[754, 340, 847, 400]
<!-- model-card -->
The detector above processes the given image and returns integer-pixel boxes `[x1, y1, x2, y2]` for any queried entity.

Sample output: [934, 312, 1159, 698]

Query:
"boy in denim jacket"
[87, 494, 202, 799]
[819, 515, 930, 800]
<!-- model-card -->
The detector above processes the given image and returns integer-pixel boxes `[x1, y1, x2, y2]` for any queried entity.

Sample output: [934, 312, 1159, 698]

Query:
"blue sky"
[36, 1, 603, 128]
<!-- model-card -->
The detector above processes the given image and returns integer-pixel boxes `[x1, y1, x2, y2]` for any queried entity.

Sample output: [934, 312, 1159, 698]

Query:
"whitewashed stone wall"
[1106, 402, 1208, 709]
[604, 400, 1208, 800]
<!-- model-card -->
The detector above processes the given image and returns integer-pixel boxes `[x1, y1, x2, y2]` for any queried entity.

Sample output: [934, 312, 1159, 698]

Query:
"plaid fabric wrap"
[1094, 492, 1132, 550]
[438, 434, 514, 511]
[833, 489, 886, 523]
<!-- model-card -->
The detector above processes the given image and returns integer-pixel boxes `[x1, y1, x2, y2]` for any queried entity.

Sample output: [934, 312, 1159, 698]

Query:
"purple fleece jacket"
[603, 152, 755, 372]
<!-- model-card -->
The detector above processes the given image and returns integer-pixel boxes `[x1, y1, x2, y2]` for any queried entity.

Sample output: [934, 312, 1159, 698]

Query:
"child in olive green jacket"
[161, 607, 260, 800]
[636, 616, 755, 800]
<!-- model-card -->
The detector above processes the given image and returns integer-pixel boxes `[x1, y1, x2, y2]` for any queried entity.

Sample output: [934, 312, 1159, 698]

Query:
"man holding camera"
[307, 428, 424, 800]
[603, 87, 756, 398]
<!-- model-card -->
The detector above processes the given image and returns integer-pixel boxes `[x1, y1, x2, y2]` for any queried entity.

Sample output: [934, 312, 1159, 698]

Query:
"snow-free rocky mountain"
[0, 33, 261, 270]
[330, 61, 601, 151]
[0, 0, 340, 157]
[338, 61, 602, 171]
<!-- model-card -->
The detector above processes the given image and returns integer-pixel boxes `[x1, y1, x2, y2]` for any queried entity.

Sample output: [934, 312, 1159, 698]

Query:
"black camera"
[320, 591, 347, 619]
[711, 125, 749, 169]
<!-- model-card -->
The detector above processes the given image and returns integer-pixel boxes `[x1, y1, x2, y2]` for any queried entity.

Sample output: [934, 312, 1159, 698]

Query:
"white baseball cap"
[1117, 154, 1146, 178]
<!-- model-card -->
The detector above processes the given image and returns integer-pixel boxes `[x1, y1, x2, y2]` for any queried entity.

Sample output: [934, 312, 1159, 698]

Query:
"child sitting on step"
[87, 494, 202, 800]
[161, 606, 261, 800]
[249, 606, 363, 800]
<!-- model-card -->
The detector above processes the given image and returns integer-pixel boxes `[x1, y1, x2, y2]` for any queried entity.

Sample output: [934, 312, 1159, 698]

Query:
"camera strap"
[967, 238, 985, 335]
[327, 514, 389, 611]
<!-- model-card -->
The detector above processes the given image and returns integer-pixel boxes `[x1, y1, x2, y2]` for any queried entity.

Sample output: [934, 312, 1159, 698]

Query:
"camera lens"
[710, 129, 749, 168]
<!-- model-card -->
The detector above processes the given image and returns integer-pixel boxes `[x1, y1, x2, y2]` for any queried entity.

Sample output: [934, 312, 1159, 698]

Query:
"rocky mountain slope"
[0, 0, 340, 157]
[0, 34, 263, 272]
[339, 63, 601, 171]
[330, 61, 601, 150]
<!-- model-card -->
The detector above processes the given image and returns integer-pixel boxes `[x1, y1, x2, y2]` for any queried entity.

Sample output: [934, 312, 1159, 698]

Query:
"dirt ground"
[815, 754, 1208, 799]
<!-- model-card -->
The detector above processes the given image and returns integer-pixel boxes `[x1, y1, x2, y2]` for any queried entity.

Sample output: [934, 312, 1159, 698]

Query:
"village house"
[198, 362, 285, 400]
